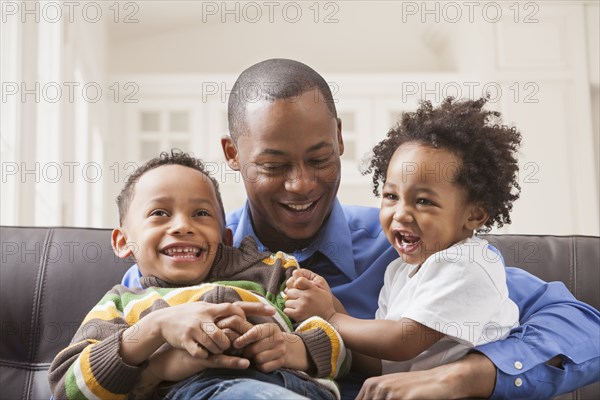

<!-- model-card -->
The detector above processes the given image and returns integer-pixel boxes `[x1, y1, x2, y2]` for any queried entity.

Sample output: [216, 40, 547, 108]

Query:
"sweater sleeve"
[294, 317, 351, 379]
[48, 286, 147, 399]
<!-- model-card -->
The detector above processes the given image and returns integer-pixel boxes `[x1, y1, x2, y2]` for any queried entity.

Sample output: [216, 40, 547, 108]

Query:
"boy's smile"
[112, 164, 227, 285]
[379, 143, 487, 265]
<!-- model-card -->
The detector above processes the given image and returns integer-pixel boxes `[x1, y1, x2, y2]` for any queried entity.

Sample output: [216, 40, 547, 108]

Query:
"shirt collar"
[233, 199, 357, 280]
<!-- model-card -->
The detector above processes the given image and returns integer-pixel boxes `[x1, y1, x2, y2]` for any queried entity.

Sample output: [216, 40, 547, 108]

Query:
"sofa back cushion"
[1, 226, 598, 399]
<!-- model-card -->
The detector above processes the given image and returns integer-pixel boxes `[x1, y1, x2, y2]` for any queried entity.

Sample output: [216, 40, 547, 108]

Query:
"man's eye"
[261, 164, 284, 172]
[310, 157, 330, 167]
[150, 210, 168, 217]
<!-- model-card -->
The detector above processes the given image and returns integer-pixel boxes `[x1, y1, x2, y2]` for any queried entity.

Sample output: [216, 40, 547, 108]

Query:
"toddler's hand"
[284, 269, 336, 322]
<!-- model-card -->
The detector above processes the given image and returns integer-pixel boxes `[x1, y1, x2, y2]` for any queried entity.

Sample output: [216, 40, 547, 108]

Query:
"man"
[124, 58, 599, 399]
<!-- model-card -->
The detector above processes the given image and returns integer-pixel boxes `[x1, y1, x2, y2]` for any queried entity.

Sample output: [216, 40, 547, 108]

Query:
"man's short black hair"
[116, 150, 226, 226]
[363, 97, 522, 232]
[228, 58, 337, 142]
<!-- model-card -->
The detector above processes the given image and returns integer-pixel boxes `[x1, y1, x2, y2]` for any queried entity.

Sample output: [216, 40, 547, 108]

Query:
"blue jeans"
[163, 368, 337, 400]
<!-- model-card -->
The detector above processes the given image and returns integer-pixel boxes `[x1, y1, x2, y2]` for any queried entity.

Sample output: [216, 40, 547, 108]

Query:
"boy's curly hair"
[116, 150, 225, 226]
[363, 97, 522, 232]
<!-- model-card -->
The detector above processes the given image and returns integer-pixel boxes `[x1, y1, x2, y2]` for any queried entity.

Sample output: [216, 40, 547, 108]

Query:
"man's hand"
[356, 353, 496, 400]
[284, 269, 336, 322]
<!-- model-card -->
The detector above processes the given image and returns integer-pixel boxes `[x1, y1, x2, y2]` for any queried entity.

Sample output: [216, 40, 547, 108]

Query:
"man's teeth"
[163, 247, 201, 256]
[287, 202, 313, 211]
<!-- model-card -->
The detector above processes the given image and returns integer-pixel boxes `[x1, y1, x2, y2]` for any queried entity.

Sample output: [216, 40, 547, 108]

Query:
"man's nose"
[284, 164, 317, 195]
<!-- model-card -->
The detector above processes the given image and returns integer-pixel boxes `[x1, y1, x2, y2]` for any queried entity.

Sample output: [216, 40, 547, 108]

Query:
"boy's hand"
[148, 344, 250, 382]
[231, 323, 307, 373]
[157, 302, 275, 359]
[284, 269, 336, 322]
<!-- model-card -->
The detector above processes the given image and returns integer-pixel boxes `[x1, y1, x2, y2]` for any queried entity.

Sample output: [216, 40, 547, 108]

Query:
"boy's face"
[112, 164, 228, 285]
[379, 143, 487, 265]
[222, 89, 343, 252]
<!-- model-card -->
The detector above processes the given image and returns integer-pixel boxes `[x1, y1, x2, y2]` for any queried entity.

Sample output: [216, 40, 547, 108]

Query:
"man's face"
[112, 164, 226, 285]
[223, 89, 343, 252]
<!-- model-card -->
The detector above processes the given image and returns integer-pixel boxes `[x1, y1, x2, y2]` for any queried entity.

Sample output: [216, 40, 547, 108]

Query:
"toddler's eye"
[150, 210, 169, 217]
[416, 198, 432, 206]
[383, 193, 398, 201]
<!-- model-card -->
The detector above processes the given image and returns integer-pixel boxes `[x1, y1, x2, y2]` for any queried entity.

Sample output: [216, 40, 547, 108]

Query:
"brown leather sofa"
[1, 226, 598, 399]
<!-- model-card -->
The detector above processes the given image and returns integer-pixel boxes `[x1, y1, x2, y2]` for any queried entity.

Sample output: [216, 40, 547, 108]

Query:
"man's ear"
[221, 135, 240, 171]
[465, 205, 489, 231]
[111, 228, 133, 259]
[336, 117, 344, 156]
[222, 228, 233, 247]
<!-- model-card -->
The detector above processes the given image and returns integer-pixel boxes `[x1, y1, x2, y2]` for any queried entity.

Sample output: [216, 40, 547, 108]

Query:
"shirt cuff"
[476, 335, 541, 399]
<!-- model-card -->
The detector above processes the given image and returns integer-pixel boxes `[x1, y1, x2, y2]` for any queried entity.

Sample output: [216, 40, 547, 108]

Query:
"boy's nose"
[169, 215, 195, 235]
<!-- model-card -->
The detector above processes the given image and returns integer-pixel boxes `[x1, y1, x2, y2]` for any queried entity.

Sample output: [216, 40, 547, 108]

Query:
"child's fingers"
[312, 274, 329, 290]
[292, 268, 315, 280]
[233, 323, 278, 349]
[183, 338, 210, 359]
[205, 354, 250, 370]
[285, 275, 297, 289]
[217, 315, 254, 335]
[233, 301, 276, 317]
[249, 349, 285, 373]
[292, 276, 316, 290]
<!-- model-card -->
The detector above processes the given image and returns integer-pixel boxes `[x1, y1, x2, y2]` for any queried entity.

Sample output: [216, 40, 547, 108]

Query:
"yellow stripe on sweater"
[261, 252, 299, 269]
[82, 301, 123, 327]
[75, 345, 126, 400]
[297, 317, 343, 378]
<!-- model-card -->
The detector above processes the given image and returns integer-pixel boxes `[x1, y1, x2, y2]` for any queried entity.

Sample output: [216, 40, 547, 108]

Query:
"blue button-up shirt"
[121, 198, 600, 398]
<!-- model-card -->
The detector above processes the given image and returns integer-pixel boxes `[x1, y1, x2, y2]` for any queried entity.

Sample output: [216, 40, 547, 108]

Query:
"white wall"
[2, 1, 598, 236]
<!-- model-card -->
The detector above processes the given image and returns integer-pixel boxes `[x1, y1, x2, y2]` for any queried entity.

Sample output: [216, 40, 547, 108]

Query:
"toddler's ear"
[222, 228, 233, 247]
[466, 205, 489, 231]
[111, 228, 133, 259]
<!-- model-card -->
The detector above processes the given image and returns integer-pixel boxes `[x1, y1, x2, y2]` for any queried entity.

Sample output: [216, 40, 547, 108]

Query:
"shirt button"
[514, 361, 523, 370]
[514, 378, 523, 387]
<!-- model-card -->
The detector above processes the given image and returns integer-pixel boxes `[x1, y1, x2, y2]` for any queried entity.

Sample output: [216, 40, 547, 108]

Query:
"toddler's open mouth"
[394, 231, 422, 255]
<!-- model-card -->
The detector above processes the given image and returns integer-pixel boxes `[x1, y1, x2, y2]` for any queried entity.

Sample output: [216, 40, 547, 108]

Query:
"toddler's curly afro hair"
[363, 97, 522, 232]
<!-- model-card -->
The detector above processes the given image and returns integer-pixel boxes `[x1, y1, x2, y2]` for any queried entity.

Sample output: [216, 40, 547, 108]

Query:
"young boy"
[49, 151, 347, 400]
[284, 97, 520, 376]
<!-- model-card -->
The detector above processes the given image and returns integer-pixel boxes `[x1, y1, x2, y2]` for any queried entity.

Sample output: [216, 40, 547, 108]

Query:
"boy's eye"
[150, 209, 169, 217]
[194, 210, 210, 217]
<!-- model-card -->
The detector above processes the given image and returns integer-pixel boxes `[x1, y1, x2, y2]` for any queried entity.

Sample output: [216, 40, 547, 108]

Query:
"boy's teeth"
[288, 202, 312, 211]
[164, 247, 201, 256]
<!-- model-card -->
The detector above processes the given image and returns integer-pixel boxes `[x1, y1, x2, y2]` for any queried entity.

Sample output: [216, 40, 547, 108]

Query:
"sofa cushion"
[1, 226, 598, 399]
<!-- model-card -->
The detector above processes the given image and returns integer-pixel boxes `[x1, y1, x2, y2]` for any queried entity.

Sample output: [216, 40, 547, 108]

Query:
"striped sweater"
[48, 236, 349, 399]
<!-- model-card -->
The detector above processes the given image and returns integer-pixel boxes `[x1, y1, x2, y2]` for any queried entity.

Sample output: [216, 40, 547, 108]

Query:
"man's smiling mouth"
[285, 202, 314, 211]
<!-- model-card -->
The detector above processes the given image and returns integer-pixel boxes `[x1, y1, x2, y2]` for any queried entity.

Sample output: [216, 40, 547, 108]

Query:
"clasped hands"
[284, 268, 338, 322]
[144, 301, 291, 382]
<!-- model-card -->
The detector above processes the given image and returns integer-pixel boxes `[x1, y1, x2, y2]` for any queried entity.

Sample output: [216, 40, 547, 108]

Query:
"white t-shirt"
[376, 236, 519, 374]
